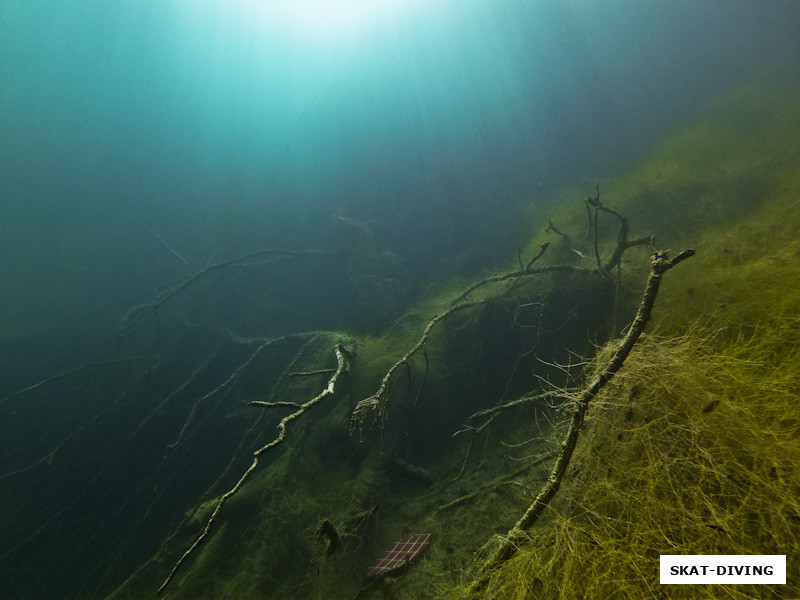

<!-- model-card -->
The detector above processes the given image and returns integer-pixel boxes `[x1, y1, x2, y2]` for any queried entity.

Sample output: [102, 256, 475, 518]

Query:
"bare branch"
[469, 248, 695, 592]
[158, 344, 351, 594]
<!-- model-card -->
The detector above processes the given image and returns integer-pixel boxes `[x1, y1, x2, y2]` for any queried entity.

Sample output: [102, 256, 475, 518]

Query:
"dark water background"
[1, 2, 799, 598]
[3, 0, 798, 339]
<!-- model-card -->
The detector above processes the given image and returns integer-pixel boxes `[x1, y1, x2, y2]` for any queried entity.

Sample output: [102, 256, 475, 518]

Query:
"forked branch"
[158, 344, 351, 594]
[469, 248, 694, 593]
[349, 301, 485, 434]
[118, 248, 330, 336]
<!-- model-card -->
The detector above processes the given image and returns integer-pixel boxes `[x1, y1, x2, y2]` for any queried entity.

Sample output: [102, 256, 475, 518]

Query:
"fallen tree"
[467, 247, 694, 593]
[1, 190, 688, 600]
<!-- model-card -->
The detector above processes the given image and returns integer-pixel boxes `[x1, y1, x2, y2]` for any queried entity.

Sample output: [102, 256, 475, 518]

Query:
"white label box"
[660, 555, 786, 584]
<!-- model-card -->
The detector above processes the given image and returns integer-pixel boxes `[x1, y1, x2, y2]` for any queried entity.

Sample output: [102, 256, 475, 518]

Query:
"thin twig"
[158, 344, 351, 594]
[119, 249, 330, 334]
[0, 358, 148, 408]
[149, 230, 196, 274]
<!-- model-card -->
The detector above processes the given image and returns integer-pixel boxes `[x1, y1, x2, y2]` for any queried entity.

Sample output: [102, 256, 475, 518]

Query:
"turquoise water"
[1, 2, 798, 598]
[3, 1, 798, 334]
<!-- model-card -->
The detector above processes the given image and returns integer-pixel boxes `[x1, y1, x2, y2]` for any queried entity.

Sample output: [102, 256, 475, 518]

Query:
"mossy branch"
[353, 196, 653, 436]
[350, 301, 485, 434]
[456, 390, 568, 435]
[353, 196, 650, 436]
[451, 242, 551, 305]
[0, 357, 148, 409]
[118, 248, 330, 335]
[157, 344, 351, 594]
[469, 248, 694, 593]
[454, 192, 651, 307]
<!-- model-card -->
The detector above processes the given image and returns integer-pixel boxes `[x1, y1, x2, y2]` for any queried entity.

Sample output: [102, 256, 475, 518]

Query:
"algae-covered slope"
[462, 241, 800, 598]
[106, 85, 798, 600]
[438, 86, 800, 599]
[472, 318, 800, 599]
[3, 83, 786, 600]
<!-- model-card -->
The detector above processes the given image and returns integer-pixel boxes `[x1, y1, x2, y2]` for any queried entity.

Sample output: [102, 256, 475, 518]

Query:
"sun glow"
[238, 0, 416, 39]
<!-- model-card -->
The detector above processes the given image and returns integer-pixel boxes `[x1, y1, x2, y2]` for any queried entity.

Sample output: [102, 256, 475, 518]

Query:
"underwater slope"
[101, 85, 799, 600]
[437, 85, 800, 599]
[1, 82, 795, 600]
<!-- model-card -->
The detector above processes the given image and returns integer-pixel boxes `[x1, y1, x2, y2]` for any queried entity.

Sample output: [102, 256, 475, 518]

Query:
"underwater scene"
[1, 1, 799, 598]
